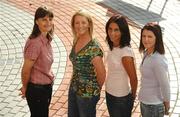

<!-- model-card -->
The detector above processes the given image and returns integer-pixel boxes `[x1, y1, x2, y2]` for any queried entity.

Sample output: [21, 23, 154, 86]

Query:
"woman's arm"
[164, 101, 170, 115]
[122, 56, 138, 98]
[92, 56, 106, 89]
[20, 59, 35, 98]
[153, 58, 170, 115]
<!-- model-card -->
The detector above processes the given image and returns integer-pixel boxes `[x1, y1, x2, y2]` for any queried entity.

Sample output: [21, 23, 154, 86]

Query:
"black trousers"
[26, 82, 52, 117]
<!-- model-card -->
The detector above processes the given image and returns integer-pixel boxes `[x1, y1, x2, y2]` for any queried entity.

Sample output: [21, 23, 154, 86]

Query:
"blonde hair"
[71, 9, 93, 44]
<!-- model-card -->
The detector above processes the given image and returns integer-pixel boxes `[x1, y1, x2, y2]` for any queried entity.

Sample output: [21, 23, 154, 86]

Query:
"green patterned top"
[69, 39, 103, 98]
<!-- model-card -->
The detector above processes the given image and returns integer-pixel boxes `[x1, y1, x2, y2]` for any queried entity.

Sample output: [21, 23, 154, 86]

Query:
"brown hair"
[105, 15, 131, 50]
[139, 22, 165, 54]
[29, 6, 54, 40]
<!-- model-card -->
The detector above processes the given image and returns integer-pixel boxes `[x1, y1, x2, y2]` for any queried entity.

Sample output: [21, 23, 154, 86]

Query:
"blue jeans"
[140, 102, 164, 117]
[68, 87, 100, 117]
[106, 92, 134, 117]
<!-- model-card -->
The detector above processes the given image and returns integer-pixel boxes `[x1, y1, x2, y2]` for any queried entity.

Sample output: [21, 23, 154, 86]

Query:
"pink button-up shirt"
[24, 34, 54, 85]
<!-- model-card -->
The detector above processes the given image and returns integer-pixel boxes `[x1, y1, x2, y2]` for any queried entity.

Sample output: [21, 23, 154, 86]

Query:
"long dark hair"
[29, 6, 54, 40]
[105, 15, 131, 50]
[139, 22, 165, 54]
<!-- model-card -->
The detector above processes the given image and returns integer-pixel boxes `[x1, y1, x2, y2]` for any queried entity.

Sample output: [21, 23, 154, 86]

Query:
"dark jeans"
[26, 82, 52, 117]
[106, 92, 134, 117]
[68, 87, 100, 117]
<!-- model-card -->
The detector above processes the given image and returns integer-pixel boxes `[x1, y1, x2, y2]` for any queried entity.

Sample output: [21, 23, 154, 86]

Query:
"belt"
[28, 82, 52, 89]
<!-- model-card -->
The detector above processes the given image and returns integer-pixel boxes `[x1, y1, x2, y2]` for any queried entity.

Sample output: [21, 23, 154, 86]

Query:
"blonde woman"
[68, 10, 106, 117]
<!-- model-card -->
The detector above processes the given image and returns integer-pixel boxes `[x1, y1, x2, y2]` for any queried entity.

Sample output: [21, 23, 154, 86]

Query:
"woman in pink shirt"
[20, 6, 54, 117]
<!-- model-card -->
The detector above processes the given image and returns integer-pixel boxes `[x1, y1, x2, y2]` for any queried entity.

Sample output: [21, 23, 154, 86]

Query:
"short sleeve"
[24, 39, 41, 60]
[91, 46, 103, 59]
[121, 47, 134, 58]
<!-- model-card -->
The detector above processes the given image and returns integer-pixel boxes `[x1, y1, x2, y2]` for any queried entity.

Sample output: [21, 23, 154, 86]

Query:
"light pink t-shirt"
[105, 46, 135, 97]
[24, 34, 54, 85]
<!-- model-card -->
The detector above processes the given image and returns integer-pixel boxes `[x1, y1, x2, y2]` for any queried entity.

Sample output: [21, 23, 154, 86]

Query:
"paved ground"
[0, 0, 180, 117]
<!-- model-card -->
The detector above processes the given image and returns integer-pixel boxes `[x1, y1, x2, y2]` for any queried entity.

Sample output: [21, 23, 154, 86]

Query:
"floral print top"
[69, 39, 103, 98]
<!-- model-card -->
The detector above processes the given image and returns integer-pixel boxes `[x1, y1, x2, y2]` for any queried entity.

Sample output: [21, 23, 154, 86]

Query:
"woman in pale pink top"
[20, 6, 54, 117]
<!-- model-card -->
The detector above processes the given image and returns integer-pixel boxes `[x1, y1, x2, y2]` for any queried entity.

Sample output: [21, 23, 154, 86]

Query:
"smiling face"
[108, 22, 121, 47]
[74, 15, 90, 37]
[142, 29, 156, 54]
[36, 15, 53, 33]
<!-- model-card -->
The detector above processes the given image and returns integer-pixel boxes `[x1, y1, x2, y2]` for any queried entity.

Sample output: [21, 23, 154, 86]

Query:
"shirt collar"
[39, 34, 49, 45]
[144, 50, 157, 57]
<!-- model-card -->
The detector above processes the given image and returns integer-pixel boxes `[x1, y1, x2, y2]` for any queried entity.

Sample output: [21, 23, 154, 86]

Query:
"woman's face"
[142, 29, 156, 52]
[108, 22, 121, 47]
[36, 15, 53, 33]
[74, 15, 90, 37]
